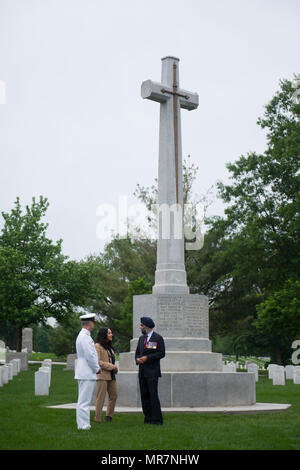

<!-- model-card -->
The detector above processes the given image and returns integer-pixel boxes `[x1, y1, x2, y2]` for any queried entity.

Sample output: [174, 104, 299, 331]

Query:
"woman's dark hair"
[95, 327, 114, 352]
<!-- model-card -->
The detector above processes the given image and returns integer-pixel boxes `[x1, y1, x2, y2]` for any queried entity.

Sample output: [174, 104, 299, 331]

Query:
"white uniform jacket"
[74, 328, 100, 380]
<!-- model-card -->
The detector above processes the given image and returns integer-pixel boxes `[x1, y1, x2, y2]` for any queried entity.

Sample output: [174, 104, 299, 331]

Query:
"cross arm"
[141, 80, 169, 104]
[178, 88, 199, 111]
[141, 79, 199, 111]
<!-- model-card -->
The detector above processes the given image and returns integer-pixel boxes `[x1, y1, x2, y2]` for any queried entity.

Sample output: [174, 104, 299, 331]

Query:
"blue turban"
[140, 317, 155, 328]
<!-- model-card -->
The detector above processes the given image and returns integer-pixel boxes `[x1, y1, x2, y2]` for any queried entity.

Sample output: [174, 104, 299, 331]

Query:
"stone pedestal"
[118, 293, 256, 407]
[64, 354, 77, 371]
[22, 328, 33, 353]
[116, 371, 256, 407]
[6, 352, 28, 371]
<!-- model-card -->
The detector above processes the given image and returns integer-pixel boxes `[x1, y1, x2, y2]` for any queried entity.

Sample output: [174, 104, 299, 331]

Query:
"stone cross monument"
[141, 56, 198, 296]
[117, 57, 255, 408]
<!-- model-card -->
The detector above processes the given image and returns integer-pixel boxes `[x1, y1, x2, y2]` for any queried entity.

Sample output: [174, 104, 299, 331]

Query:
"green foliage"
[254, 280, 300, 364]
[32, 324, 53, 353]
[115, 277, 152, 351]
[0, 318, 16, 349]
[101, 236, 156, 284]
[83, 239, 155, 352]
[255, 280, 300, 339]
[214, 79, 299, 293]
[200, 78, 300, 360]
[50, 314, 82, 356]
[0, 197, 99, 350]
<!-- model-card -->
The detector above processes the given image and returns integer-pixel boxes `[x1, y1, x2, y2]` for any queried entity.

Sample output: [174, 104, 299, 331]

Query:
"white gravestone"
[7, 363, 13, 381]
[10, 359, 18, 376]
[223, 363, 236, 372]
[39, 367, 51, 387]
[0, 340, 6, 363]
[42, 359, 52, 369]
[42, 359, 52, 372]
[285, 365, 295, 380]
[267, 364, 277, 379]
[272, 366, 285, 385]
[42, 359, 52, 382]
[64, 354, 77, 371]
[293, 366, 300, 384]
[247, 363, 259, 382]
[2, 365, 9, 384]
[15, 358, 21, 373]
[0, 366, 3, 386]
[42, 358, 52, 364]
[35, 370, 49, 395]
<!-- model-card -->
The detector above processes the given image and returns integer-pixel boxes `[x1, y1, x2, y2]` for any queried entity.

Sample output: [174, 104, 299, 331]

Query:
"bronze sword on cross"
[161, 62, 190, 204]
[141, 57, 199, 207]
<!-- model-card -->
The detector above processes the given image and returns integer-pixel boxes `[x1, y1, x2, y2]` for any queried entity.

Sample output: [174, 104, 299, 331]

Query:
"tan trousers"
[94, 379, 118, 422]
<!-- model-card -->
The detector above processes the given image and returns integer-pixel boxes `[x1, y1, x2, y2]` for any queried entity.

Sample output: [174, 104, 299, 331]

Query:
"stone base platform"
[120, 351, 223, 372]
[103, 371, 256, 408]
[129, 337, 212, 352]
[47, 403, 291, 414]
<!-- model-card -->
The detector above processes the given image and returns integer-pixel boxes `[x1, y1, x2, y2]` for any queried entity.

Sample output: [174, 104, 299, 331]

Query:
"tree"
[0, 196, 96, 351]
[115, 277, 152, 351]
[101, 236, 156, 285]
[32, 323, 54, 353]
[215, 78, 299, 292]
[50, 313, 82, 356]
[203, 77, 300, 354]
[254, 280, 300, 364]
[82, 242, 155, 352]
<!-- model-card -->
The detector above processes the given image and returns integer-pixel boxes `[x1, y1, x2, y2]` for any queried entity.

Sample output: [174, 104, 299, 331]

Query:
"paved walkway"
[47, 402, 291, 414]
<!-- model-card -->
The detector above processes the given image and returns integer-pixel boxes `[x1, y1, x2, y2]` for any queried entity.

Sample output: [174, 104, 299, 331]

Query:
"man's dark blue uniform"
[135, 318, 165, 425]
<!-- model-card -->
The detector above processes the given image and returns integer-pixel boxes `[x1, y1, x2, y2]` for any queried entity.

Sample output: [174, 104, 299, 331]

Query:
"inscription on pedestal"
[133, 293, 210, 340]
[158, 296, 183, 336]
[184, 296, 209, 337]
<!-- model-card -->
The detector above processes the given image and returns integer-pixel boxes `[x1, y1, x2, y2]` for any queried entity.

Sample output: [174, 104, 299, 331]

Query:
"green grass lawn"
[0, 364, 299, 450]
[28, 352, 67, 362]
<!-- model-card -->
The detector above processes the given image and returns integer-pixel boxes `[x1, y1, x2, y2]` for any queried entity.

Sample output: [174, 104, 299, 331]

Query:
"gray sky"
[0, 0, 299, 260]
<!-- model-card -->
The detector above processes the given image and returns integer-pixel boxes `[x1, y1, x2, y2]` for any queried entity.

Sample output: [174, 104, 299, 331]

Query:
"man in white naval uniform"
[75, 314, 101, 430]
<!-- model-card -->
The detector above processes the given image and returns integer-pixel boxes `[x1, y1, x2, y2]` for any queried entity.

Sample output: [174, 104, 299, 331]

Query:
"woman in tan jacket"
[94, 327, 118, 423]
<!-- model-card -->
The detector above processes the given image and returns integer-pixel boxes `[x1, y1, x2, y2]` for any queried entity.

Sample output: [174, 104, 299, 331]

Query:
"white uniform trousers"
[76, 379, 96, 430]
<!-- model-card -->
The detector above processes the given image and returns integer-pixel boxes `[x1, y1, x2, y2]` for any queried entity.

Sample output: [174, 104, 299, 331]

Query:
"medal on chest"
[146, 341, 157, 349]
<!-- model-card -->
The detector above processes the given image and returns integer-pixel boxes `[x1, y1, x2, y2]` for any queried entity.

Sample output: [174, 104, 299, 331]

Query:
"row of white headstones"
[34, 359, 52, 395]
[222, 361, 300, 385]
[0, 358, 21, 386]
[267, 364, 300, 385]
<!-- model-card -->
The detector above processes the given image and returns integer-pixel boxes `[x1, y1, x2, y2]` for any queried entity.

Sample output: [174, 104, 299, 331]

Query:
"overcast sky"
[0, 0, 299, 261]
